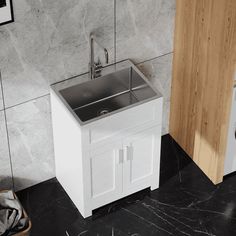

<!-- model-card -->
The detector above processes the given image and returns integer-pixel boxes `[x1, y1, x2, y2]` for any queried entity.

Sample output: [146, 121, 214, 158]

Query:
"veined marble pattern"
[0, 1, 64, 108]
[0, 79, 3, 111]
[17, 135, 236, 236]
[116, 0, 175, 63]
[6, 95, 55, 191]
[0, 0, 175, 191]
[0, 0, 114, 108]
[0, 111, 13, 189]
[137, 53, 173, 134]
[41, 0, 115, 78]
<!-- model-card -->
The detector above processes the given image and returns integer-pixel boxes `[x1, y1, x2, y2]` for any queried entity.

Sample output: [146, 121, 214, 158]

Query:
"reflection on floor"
[17, 134, 236, 236]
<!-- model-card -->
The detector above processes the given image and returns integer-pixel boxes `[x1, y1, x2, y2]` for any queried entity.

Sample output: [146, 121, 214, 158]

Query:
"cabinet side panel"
[50, 90, 85, 213]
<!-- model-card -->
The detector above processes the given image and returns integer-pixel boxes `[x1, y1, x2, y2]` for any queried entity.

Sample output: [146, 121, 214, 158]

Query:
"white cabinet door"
[123, 126, 161, 195]
[89, 141, 123, 209]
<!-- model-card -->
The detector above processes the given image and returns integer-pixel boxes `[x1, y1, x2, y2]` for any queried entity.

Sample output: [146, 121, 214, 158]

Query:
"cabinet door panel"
[89, 142, 123, 209]
[91, 153, 115, 197]
[124, 126, 161, 195]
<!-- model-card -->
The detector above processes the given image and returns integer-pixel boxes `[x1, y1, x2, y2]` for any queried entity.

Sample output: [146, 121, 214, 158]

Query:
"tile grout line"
[5, 93, 50, 111]
[0, 71, 15, 191]
[136, 52, 173, 66]
[114, 0, 117, 64]
[51, 71, 88, 86]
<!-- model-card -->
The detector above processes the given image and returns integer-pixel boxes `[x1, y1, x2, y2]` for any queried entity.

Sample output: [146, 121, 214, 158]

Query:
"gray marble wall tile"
[116, 0, 175, 63]
[41, 0, 115, 78]
[0, 1, 65, 108]
[0, 80, 3, 111]
[137, 53, 173, 134]
[6, 95, 55, 191]
[0, 0, 175, 191]
[0, 0, 114, 108]
[0, 111, 13, 189]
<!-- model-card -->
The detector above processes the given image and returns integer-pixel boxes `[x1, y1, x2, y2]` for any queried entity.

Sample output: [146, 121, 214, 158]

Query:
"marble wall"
[0, 110, 13, 190]
[0, 83, 3, 111]
[116, 0, 174, 63]
[0, 0, 175, 190]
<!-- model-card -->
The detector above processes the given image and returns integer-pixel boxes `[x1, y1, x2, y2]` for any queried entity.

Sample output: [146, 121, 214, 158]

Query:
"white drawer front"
[86, 98, 162, 145]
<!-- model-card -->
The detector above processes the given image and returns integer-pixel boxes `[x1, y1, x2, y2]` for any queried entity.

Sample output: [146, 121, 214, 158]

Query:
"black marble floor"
[16, 135, 236, 236]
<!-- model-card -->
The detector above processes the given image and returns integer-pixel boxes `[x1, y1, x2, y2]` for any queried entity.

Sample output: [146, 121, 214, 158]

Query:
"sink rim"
[51, 60, 163, 126]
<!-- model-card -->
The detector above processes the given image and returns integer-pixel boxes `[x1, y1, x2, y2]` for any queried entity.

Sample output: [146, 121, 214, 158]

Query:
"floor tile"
[17, 135, 236, 236]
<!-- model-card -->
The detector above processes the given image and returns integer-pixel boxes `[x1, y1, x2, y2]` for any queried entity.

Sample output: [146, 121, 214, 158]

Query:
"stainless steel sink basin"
[52, 64, 161, 124]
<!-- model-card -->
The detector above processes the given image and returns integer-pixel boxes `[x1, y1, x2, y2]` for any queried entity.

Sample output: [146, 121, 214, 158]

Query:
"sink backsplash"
[0, 0, 175, 191]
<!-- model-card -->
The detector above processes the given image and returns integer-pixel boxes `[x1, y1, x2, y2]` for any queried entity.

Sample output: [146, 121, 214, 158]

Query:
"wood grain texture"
[170, 0, 236, 184]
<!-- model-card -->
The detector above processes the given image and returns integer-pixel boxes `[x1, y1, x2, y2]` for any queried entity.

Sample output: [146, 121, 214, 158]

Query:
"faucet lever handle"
[104, 48, 109, 64]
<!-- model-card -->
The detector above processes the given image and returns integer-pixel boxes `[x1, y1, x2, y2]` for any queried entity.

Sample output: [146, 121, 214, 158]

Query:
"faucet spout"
[89, 34, 95, 80]
[89, 33, 109, 80]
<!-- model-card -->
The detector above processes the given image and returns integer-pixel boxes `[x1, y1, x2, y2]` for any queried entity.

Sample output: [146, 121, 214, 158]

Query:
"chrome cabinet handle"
[116, 149, 124, 164]
[126, 145, 133, 161]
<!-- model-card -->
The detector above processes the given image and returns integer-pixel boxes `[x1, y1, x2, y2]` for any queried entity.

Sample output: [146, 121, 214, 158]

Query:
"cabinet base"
[151, 184, 159, 191]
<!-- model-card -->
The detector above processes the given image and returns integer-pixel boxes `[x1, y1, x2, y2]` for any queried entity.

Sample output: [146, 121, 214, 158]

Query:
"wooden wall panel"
[170, 0, 236, 184]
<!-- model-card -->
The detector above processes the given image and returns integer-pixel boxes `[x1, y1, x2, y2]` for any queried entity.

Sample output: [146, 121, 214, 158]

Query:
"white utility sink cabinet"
[51, 71, 163, 218]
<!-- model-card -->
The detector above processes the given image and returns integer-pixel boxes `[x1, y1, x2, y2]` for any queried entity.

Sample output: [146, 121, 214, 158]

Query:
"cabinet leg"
[151, 184, 159, 191]
[82, 209, 93, 218]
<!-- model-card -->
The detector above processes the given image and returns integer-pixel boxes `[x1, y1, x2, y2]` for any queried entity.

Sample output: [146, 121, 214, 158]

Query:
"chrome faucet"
[89, 33, 109, 80]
